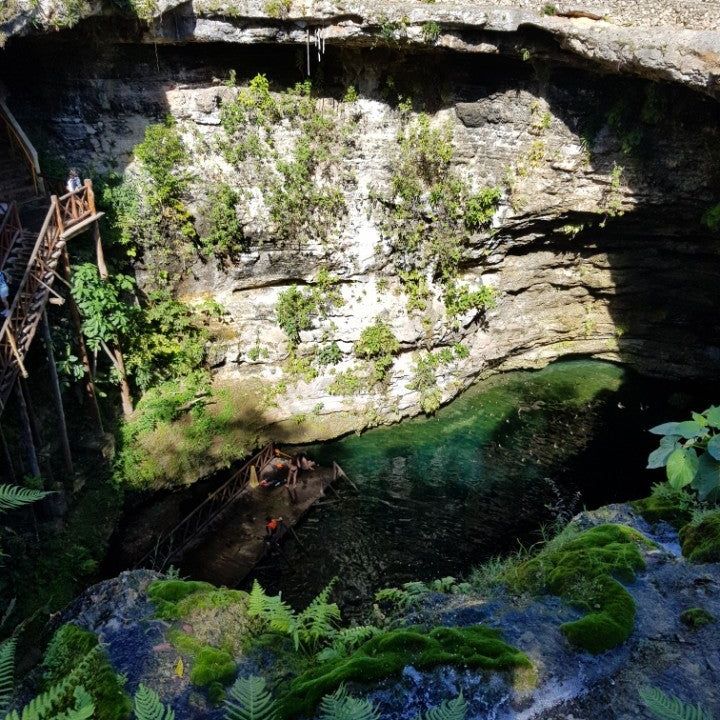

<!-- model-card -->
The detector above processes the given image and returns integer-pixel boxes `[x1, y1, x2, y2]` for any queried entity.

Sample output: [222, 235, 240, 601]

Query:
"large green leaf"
[694, 453, 720, 501]
[647, 436, 681, 469]
[666, 447, 699, 489]
[675, 421, 709, 440]
[706, 434, 720, 462]
[705, 406, 720, 429]
[649, 422, 680, 436]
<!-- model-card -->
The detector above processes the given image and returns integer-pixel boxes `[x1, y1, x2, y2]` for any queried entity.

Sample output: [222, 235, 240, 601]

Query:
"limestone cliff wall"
[1, 8, 719, 459]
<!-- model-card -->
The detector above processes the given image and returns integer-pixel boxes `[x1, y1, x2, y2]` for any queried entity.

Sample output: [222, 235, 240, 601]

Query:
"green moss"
[279, 625, 529, 718]
[191, 646, 236, 686]
[680, 511, 720, 563]
[680, 607, 715, 629]
[43, 624, 131, 720]
[147, 579, 216, 619]
[509, 524, 647, 654]
[631, 484, 695, 529]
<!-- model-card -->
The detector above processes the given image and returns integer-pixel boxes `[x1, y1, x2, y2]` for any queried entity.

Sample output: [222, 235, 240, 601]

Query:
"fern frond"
[247, 581, 268, 619]
[324, 626, 381, 658]
[639, 686, 713, 720]
[225, 676, 278, 720]
[424, 694, 467, 720]
[54, 687, 94, 720]
[3, 671, 74, 720]
[318, 685, 379, 720]
[134, 684, 175, 720]
[0, 486, 49, 513]
[0, 639, 16, 716]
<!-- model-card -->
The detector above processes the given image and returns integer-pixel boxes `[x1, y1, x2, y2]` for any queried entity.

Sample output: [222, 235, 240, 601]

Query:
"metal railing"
[0, 99, 44, 197]
[137, 442, 278, 571]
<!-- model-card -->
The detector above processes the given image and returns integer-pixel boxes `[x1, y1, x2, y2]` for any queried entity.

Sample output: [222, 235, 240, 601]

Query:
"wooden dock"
[130, 444, 350, 587]
[180, 464, 339, 587]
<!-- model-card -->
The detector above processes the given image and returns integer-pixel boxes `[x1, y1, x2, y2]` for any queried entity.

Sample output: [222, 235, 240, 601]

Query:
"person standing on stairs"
[0, 270, 10, 318]
[66, 168, 82, 193]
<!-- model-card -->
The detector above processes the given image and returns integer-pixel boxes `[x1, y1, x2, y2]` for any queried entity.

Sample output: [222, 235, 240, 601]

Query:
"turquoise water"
[247, 359, 708, 611]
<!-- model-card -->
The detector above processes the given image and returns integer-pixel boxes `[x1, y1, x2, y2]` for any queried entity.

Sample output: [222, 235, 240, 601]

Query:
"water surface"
[245, 360, 708, 611]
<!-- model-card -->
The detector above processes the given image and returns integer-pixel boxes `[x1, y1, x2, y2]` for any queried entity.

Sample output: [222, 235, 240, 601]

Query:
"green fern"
[639, 686, 713, 720]
[297, 580, 341, 651]
[55, 687, 94, 720]
[134, 684, 174, 720]
[224, 676, 278, 720]
[0, 485, 50, 512]
[3, 672, 77, 720]
[318, 685, 379, 720]
[317, 626, 382, 661]
[0, 639, 15, 716]
[423, 695, 467, 720]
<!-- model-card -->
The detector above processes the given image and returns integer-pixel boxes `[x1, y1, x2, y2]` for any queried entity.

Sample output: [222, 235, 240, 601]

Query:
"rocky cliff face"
[1, 3, 720, 471]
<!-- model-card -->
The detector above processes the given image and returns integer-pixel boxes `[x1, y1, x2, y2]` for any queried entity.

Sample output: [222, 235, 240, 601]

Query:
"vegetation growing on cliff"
[219, 74, 355, 249]
[379, 114, 499, 319]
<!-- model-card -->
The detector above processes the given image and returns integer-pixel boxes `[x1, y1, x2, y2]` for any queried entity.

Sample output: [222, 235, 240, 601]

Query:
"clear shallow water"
[245, 360, 710, 612]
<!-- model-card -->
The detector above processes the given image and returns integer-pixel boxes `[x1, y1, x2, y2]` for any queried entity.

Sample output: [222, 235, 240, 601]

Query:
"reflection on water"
[246, 360, 710, 612]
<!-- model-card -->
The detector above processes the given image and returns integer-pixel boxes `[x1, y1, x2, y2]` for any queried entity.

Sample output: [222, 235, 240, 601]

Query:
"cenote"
[217, 358, 711, 613]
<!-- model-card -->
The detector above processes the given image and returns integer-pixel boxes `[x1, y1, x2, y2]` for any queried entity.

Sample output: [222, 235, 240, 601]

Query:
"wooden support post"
[93, 220, 133, 417]
[41, 311, 73, 479]
[20, 377, 53, 485]
[61, 247, 104, 433]
[0, 423, 17, 483]
[15, 381, 40, 479]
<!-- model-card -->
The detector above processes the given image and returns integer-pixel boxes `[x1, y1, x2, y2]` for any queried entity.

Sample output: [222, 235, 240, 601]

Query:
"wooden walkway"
[180, 464, 341, 587]
[133, 442, 351, 585]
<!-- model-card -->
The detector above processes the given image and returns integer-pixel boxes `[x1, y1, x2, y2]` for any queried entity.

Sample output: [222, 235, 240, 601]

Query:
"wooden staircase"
[0, 183, 103, 414]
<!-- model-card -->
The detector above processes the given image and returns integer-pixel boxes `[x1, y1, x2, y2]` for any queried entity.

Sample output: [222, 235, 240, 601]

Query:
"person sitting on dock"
[259, 456, 289, 489]
[66, 168, 82, 193]
[297, 452, 316, 473]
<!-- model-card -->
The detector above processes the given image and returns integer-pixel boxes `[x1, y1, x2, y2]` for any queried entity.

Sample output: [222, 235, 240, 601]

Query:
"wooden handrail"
[0, 99, 44, 197]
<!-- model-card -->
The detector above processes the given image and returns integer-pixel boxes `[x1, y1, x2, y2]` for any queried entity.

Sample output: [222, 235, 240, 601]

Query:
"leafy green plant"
[421, 21, 440, 43]
[0, 639, 15, 717]
[422, 695, 467, 720]
[225, 676, 278, 720]
[442, 282, 496, 319]
[646, 406, 720, 500]
[133, 684, 175, 720]
[638, 686, 713, 720]
[201, 183, 245, 259]
[355, 320, 400, 382]
[318, 685, 379, 720]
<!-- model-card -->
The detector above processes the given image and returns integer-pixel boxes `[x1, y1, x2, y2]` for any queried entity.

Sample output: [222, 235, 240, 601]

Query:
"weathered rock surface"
[2, 1, 720, 481]
[56, 505, 720, 718]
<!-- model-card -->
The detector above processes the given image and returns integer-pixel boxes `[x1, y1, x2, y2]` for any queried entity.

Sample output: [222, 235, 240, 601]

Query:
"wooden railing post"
[52, 195, 63, 234]
[84, 179, 96, 215]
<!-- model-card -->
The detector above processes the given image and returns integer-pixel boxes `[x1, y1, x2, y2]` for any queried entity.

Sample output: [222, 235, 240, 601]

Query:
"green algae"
[509, 524, 647, 654]
[679, 510, 720, 563]
[279, 625, 529, 718]
[680, 607, 715, 629]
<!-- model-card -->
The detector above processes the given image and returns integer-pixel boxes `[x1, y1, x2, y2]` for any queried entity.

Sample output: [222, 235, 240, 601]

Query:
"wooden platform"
[179, 466, 338, 587]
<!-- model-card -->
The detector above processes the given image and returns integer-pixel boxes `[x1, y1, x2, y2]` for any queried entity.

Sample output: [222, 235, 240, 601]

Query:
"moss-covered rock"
[680, 511, 720, 563]
[147, 579, 217, 619]
[509, 524, 647, 654]
[42, 624, 131, 720]
[680, 607, 715, 629]
[631, 485, 695, 529]
[279, 625, 529, 718]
